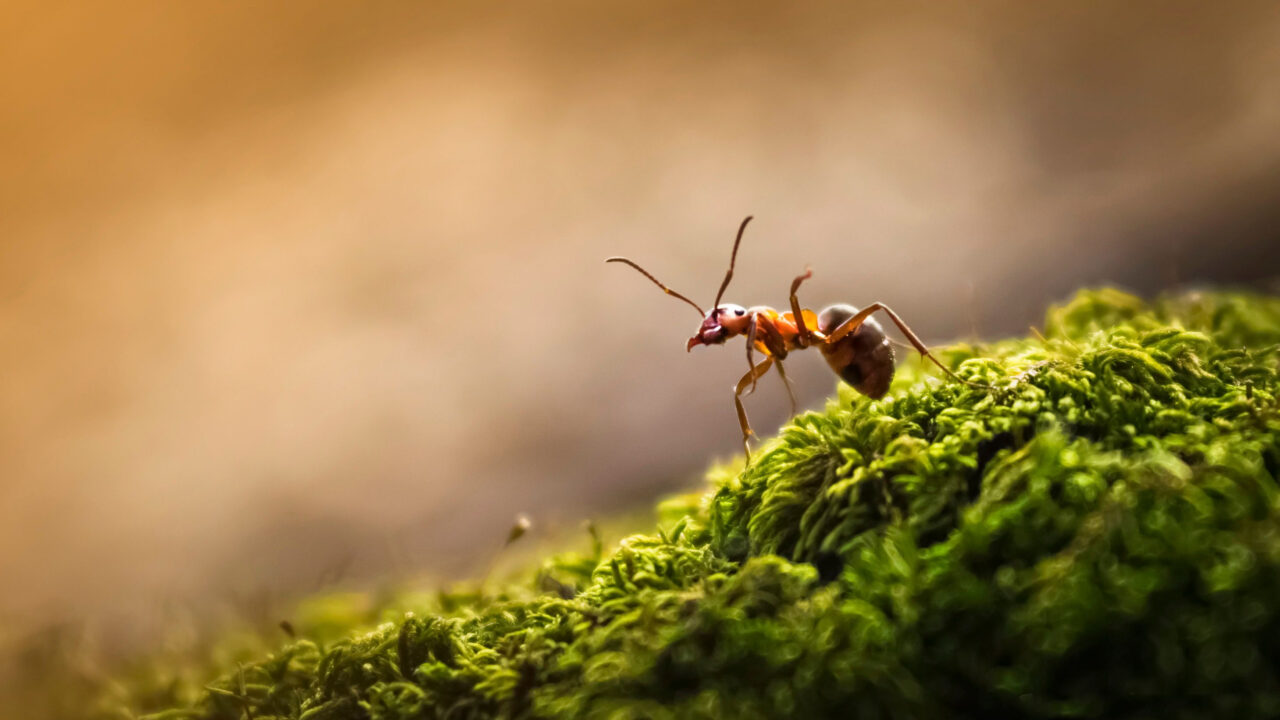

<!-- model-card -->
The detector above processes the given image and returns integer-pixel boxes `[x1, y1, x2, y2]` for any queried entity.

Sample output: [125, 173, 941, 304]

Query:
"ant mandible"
[607, 216, 979, 461]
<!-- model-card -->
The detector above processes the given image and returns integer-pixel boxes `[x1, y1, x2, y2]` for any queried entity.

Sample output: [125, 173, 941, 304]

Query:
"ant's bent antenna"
[606, 257, 705, 316]
[713, 216, 753, 309]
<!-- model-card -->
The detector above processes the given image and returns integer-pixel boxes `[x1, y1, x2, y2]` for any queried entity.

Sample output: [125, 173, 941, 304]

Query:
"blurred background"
[2, 0, 1279, 672]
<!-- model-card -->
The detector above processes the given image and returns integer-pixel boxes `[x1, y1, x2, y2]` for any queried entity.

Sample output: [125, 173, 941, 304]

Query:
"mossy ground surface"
[73, 290, 1280, 718]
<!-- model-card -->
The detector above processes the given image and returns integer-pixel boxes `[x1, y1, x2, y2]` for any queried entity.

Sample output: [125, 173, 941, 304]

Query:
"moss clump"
[111, 288, 1280, 719]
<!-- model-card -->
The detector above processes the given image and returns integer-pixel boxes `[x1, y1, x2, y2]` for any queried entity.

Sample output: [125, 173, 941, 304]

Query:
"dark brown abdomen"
[817, 304, 895, 399]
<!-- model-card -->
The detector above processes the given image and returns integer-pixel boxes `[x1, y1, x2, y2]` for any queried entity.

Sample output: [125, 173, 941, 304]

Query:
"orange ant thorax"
[688, 303, 817, 356]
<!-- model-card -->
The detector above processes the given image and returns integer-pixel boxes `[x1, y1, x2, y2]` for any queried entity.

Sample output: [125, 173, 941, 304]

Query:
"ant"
[607, 216, 980, 461]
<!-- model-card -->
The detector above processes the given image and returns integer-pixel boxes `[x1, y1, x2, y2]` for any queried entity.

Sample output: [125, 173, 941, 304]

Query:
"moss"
[99, 288, 1280, 719]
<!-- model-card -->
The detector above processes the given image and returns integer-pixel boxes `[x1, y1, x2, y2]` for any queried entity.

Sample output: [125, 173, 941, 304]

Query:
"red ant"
[608, 216, 979, 461]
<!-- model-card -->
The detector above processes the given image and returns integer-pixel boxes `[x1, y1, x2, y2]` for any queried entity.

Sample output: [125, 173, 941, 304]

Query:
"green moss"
[103, 289, 1280, 719]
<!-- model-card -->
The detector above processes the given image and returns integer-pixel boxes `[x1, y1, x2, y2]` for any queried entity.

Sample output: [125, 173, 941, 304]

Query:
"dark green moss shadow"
[103, 288, 1280, 720]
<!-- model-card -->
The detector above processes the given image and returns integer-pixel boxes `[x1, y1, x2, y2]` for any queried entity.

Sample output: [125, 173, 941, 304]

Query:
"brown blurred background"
[2, 0, 1279, 661]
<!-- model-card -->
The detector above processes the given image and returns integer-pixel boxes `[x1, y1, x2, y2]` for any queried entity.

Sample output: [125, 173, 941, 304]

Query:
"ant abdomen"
[817, 304, 895, 399]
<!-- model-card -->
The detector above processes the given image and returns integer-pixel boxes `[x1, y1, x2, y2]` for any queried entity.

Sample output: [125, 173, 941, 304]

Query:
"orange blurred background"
[2, 0, 1279, 659]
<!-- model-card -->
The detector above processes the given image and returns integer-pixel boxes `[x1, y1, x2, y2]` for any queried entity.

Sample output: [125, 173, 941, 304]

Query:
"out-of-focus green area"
[18, 287, 1280, 719]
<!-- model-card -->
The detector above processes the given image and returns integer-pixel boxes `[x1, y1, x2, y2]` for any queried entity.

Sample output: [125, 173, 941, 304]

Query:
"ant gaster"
[608, 216, 979, 461]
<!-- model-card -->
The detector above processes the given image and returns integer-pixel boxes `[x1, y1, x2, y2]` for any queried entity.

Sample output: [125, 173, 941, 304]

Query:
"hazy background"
[2, 0, 1279, 660]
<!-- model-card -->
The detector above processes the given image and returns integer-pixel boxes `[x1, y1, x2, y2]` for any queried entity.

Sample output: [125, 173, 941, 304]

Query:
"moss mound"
[118, 289, 1280, 719]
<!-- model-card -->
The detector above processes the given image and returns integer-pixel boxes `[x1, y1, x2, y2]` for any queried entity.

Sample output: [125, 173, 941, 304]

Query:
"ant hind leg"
[826, 302, 987, 389]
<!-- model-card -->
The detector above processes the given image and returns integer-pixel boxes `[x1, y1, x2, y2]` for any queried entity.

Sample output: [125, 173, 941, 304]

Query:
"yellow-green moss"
[92, 289, 1280, 719]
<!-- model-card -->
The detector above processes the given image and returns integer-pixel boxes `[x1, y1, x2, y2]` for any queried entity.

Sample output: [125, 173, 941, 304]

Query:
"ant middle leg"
[825, 302, 983, 388]
[788, 268, 817, 346]
[774, 358, 798, 415]
[733, 356, 775, 462]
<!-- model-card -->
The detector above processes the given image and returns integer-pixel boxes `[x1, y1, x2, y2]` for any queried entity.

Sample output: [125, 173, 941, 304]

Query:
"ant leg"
[822, 304, 880, 343]
[745, 314, 761, 395]
[825, 302, 981, 387]
[733, 357, 775, 462]
[775, 358, 798, 415]
[788, 268, 817, 346]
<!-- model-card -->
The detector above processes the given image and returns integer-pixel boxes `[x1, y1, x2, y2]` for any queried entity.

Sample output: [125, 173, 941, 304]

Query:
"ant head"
[607, 215, 755, 351]
[687, 304, 749, 351]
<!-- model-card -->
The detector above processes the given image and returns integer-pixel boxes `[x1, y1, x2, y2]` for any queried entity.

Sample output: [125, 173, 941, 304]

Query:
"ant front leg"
[826, 302, 982, 388]
[733, 356, 775, 462]
[789, 268, 817, 346]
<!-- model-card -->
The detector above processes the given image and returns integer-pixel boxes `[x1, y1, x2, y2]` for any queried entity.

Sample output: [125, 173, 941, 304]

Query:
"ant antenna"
[713, 216, 753, 309]
[606, 257, 705, 316]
